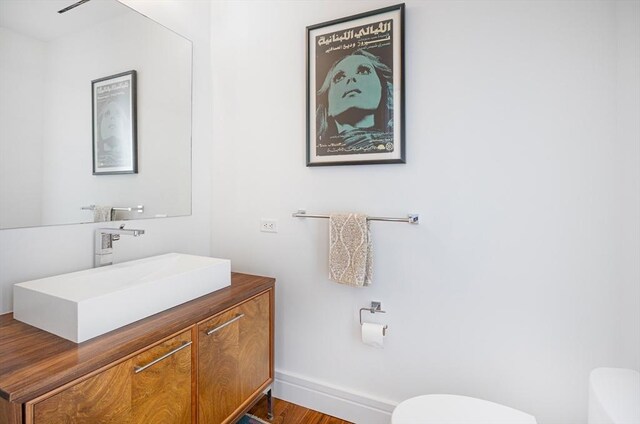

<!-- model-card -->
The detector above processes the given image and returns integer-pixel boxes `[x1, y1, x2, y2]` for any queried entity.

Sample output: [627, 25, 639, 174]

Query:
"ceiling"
[0, 0, 128, 41]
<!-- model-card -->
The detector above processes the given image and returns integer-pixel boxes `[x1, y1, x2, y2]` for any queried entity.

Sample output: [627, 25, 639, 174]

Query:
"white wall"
[209, 1, 640, 424]
[615, 0, 640, 369]
[0, 0, 212, 313]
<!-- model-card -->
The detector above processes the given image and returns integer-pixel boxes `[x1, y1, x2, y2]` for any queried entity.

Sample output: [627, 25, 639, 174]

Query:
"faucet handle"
[112, 224, 126, 242]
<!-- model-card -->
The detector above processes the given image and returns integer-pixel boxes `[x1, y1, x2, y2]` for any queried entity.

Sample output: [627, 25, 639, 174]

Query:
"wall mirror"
[0, 0, 192, 229]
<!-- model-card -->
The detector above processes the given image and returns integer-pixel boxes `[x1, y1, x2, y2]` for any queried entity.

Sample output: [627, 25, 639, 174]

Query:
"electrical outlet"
[260, 219, 278, 233]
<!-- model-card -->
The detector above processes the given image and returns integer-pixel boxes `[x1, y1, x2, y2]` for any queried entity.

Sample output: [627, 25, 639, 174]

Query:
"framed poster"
[306, 4, 405, 166]
[92, 70, 137, 175]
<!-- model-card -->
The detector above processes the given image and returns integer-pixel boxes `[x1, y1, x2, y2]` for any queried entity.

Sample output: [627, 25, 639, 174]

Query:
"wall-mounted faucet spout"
[94, 224, 145, 267]
[98, 227, 145, 237]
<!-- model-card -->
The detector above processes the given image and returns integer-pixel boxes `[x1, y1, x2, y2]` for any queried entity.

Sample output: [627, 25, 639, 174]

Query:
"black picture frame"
[92, 70, 137, 175]
[306, 4, 405, 166]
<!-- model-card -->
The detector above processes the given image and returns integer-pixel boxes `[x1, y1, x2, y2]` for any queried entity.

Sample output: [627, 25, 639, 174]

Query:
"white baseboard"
[273, 370, 397, 424]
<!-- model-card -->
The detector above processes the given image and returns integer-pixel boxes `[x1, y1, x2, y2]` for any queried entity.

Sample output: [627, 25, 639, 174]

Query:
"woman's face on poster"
[327, 54, 382, 118]
[100, 101, 126, 140]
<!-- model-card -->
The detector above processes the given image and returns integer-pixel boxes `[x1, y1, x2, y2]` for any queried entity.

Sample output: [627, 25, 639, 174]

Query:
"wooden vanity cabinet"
[0, 274, 274, 424]
[198, 291, 271, 424]
[29, 330, 193, 424]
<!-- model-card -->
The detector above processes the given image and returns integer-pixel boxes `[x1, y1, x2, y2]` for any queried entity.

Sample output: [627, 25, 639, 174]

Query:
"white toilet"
[392, 368, 640, 423]
[588, 368, 640, 424]
[392, 394, 537, 424]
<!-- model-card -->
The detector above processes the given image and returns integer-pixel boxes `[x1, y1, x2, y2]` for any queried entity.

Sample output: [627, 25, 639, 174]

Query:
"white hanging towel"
[329, 213, 372, 287]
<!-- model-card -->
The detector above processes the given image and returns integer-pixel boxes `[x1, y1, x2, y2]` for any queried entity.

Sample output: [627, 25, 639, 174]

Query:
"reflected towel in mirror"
[93, 206, 113, 222]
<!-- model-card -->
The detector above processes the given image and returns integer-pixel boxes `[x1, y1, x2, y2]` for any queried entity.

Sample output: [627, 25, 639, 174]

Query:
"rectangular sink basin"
[13, 253, 231, 343]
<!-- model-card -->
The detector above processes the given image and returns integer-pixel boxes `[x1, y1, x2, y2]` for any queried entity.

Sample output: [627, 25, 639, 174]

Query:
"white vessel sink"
[13, 253, 231, 343]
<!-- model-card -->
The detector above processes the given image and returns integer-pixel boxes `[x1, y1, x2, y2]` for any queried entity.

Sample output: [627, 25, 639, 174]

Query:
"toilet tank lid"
[392, 394, 537, 424]
[589, 368, 640, 424]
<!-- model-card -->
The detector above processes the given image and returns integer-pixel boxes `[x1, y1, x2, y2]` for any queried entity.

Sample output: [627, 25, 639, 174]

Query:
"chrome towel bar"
[292, 209, 419, 224]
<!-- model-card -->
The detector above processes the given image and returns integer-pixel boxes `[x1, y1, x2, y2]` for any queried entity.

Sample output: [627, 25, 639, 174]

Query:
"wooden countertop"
[0, 272, 274, 404]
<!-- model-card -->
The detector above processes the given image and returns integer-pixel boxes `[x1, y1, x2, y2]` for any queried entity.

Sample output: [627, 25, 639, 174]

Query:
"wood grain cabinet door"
[198, 291, 271, 424]
[238, 291, 270, 404]
[31, 330, 193, 424]
[131, 330, 193, 424]
[32, 359, 133, 424]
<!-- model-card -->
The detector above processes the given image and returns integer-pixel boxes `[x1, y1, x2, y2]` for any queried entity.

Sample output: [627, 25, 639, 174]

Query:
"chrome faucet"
[94, 224, 145, 267]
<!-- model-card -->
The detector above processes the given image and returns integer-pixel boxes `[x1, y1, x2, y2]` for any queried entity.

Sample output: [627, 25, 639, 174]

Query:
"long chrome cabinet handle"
[206, 313, 245, 335]
[134, 341, 192, 374]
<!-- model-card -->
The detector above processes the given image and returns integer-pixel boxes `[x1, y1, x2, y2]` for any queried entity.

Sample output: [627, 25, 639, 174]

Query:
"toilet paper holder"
[359, 301, 388, 336]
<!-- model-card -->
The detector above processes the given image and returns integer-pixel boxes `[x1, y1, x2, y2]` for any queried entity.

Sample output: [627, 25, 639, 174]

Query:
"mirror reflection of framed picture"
[306, 4, 405, 166]
[92, 70, 137, 175]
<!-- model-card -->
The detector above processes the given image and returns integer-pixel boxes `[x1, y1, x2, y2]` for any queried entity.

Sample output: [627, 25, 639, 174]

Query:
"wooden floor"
[247, 394, 353, 424]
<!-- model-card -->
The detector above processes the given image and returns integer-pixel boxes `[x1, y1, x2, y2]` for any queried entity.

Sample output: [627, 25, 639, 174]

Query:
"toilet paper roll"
[361, 323, 385, 348]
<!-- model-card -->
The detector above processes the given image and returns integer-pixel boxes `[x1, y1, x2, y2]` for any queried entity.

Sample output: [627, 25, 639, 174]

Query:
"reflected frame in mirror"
[92, 70, 138, 175]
